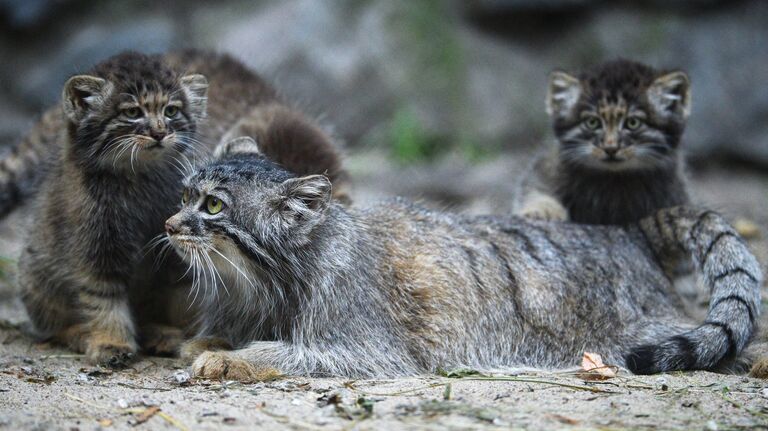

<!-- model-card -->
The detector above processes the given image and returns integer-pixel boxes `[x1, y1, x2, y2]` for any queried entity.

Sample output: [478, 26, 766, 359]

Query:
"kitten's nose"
[150, 130, 167, 142]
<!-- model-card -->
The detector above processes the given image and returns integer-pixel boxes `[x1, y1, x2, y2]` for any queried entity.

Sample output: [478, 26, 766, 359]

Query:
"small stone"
[706, 420, 718, 431]
[172, 369, 191, 385]
[655, 376, 669, 391]
[223, 417, 237, 425]
[291, 398, 302, 406]
[116, 399, 129, 409]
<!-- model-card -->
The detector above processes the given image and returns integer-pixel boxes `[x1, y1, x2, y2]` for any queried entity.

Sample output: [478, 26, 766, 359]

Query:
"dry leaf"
[734, 218, 761, 239]
[98, 418, 113, 427]
[551, 413, 580, 425]
[577, 352, 617, 381]
[134, 406, 161, 425]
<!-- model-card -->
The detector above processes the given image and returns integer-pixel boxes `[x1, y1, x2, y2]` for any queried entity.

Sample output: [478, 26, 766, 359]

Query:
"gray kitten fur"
[167, 138, 761, 379]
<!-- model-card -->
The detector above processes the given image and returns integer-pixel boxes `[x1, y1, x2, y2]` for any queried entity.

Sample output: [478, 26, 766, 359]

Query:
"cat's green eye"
[625, 117, 642, 130]
[181, 189, 190, 204]
[206, 196, 224, 215]
[583, 117, 601, 130]
[164, 105, 180, 118]
[123, 107, 141, 119]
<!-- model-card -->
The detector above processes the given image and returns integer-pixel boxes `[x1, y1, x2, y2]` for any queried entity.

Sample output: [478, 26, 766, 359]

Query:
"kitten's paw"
[140, 325, 184, 357]
[518, 195, 569, 222]
[749, 357, 768, 379]
[85, 334, 137, 368]
[191, 351, 280, 382]
[180, 337, 233, 363]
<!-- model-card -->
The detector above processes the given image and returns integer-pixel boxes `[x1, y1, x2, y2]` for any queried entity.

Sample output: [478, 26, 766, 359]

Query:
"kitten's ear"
[647, 71, 690, 118]
[546, 71, 581, 117]
[279, 174, 332, 227]
[62, 75, 112, 122]
[180, 74, 208, 121]
[214, 136, 261, 159]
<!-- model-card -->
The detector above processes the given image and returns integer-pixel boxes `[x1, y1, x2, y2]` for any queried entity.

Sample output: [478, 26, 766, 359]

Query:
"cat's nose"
[165, 219, 180, 235]
[604, 147, 619, 156]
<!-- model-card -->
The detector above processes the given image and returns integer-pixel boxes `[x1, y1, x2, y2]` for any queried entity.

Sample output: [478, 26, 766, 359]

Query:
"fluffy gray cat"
[164, 137, 761, 381]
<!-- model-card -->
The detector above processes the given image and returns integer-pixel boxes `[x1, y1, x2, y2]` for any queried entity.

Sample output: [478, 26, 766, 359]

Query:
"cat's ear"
[180, 74, 208, 121]
[647, 71, 690, 119]
[546, 71, 581, 117]
[62, 75, 112, 123]
[278, 174, 332, 229]
[214, 136, 261, 159]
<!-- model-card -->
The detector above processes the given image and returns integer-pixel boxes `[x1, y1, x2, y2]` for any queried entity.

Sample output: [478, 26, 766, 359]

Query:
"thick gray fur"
[168, 143, 762, 378]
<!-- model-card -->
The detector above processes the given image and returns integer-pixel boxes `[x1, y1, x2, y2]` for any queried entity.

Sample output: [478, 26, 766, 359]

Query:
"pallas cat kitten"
[515, 59, 691, 225]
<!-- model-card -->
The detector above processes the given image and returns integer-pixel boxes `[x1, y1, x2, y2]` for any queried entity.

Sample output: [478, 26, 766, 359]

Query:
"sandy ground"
[0, 151, 767, 430]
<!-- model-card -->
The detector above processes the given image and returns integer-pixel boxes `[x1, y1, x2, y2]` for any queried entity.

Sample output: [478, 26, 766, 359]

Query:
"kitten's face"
[165, 142, 331, 286]
[62, 53, 208, 172]
[546, 60, 690, 172]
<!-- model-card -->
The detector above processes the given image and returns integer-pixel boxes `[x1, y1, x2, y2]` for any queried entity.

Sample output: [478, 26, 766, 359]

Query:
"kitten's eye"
[625, 117, 642, 130]
[164, 105, 180, 118]
[583, 117, 601, 130]
[181, 189, 189, 205]
[123, 107, 141, 119]
[206, 196, 224, 215]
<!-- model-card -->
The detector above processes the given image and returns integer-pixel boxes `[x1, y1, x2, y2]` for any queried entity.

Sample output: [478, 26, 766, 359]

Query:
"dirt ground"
[0, 151, 767, 430]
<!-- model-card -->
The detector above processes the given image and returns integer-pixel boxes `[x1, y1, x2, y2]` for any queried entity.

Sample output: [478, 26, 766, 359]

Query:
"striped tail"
[0, 108, 58, 217]
[625, 206, 763, 374]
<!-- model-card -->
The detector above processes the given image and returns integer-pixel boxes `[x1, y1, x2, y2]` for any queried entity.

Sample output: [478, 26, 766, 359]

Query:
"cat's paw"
[191, 351, 280, 382]
[518, 196, 569, 222]
[179, 337, 233, 363]
[749, 357, 768, 379]
[85, 333, 137, 368]
[140, 325, 184, 357]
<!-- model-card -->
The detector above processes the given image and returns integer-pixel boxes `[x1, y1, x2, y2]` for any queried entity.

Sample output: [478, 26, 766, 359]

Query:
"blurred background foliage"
[1, 0, 766, 166]
[0, 0, 765, 268]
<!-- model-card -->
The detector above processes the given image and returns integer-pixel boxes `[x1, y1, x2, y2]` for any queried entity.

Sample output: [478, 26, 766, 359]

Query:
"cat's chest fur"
[555, 169, 689, 225]
[69, 168, 183, 274]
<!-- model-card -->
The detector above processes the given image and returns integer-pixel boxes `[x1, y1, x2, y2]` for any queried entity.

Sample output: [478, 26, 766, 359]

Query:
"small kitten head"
[166, 137, 332, 279]
[62, 51, 208, 171]
[546, 60, 690, 172]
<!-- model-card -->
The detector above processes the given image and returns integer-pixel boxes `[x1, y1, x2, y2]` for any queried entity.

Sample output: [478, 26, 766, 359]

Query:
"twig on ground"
[39, 354, 85, 360]
[719, 392, 768, 421]
[259, 407, 325, 430]
[63, 392, 189, 431]
[116, 382, 174, 392]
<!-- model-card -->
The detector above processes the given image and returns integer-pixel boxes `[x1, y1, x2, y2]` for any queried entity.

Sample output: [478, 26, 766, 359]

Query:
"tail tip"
[624, 345, 660, 375]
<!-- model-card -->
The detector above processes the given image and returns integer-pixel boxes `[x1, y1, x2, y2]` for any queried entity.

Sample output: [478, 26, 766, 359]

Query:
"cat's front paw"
[180, 337, 233, 363]
[749, 357, 768, 379]
[191, 351, 281, 382]
[518, 196, 569, 222]
[140, 325, 184, 357]
[85, 333, 137, 368]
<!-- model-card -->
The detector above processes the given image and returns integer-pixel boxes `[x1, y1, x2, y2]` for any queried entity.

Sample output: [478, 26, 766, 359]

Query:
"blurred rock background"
[0, 0, 765, 216]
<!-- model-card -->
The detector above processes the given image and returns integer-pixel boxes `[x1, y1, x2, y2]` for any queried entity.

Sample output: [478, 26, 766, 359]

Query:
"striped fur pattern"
[0, 50, 351, 218]
[515, 59, 691, 225]
[18, 51, 350, 367]
[167, 143, 761, 380]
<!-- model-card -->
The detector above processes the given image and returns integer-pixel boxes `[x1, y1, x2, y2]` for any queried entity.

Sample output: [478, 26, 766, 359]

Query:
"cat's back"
[164, 50, 280, 144]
